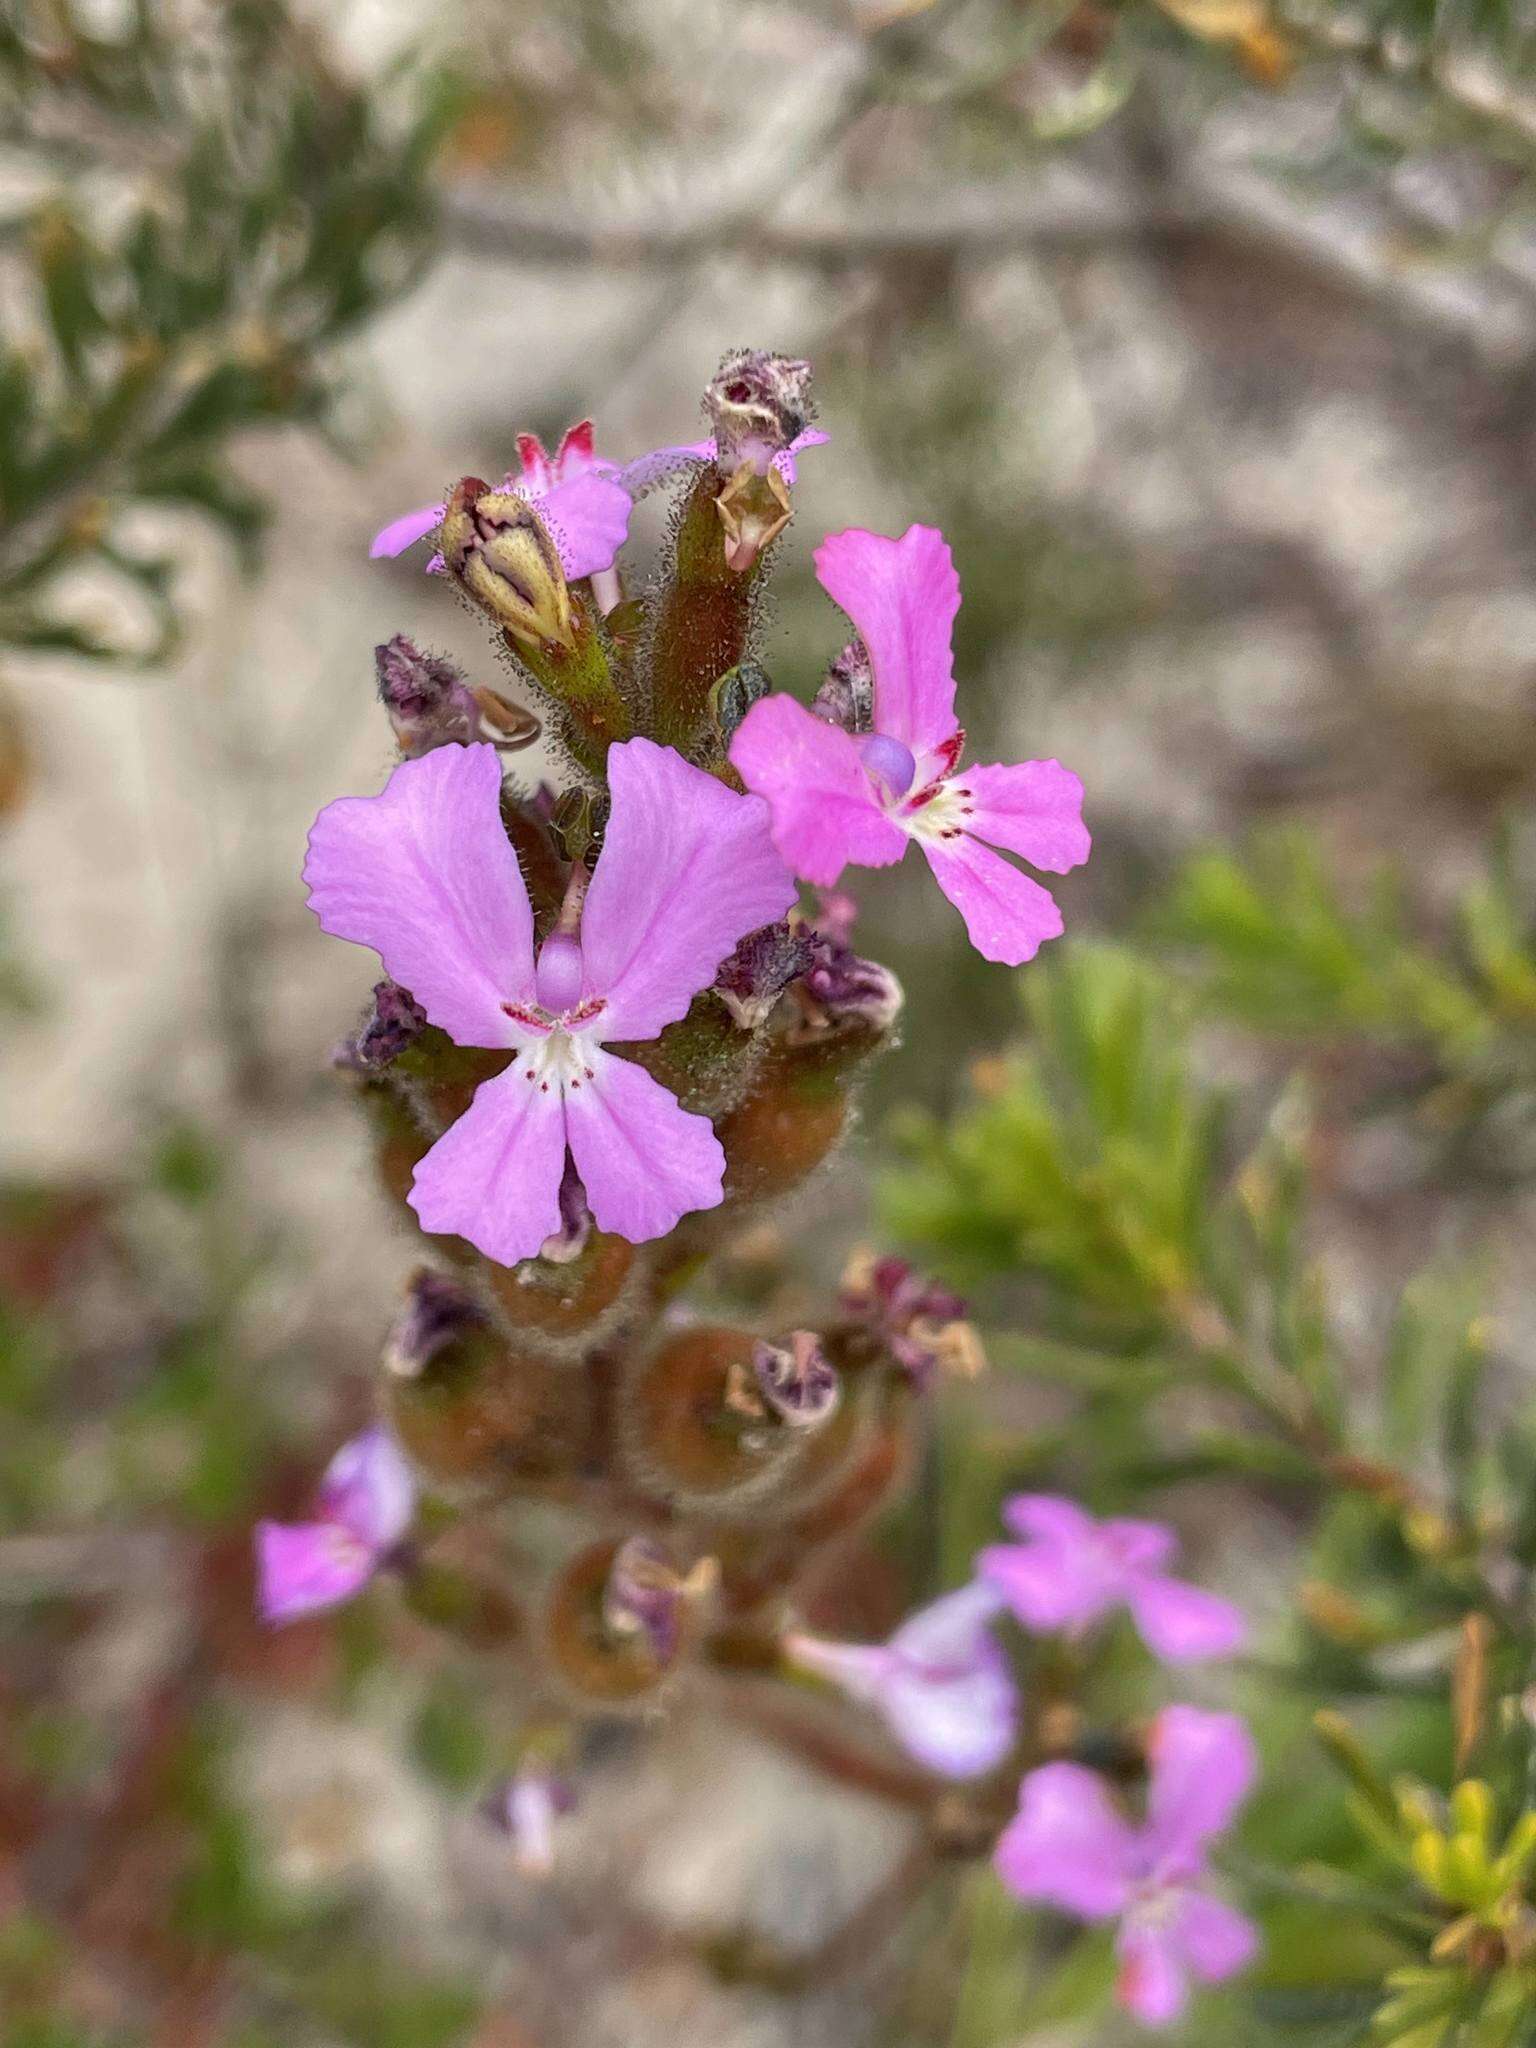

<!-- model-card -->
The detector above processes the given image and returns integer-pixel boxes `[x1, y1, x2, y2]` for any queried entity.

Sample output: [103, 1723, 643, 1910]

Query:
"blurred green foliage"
[0, 0, 452, 664]
[884, 833, 1536, 2045]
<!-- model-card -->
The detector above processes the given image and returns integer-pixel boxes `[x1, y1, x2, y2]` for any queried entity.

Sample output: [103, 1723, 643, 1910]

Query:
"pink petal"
[730, 694, 908, 888]
[813, 526, 960, 756]
[963, 760, 1090, 874]
[976, 1540, 1114, 1633]
[614, 439, 714, 499]
[531, 472, 633, 580]
[1146, 1707, 1257, 1862]
[1001, 1493, 1098, 1545]
[408, 1068, 567, 1266]
[580, 736, 796, 1041]
[883, 1585, 1017, 1780]
[888, 1578, 1007, 1666]
[881, 1652, 1018, 1780]
[784, 1633, 895, 1703]
[787, 1589, 1017, 1783]
[554, 418, 598, 475]
[563, 1047, 725, 1242]
[304, 742, 534, 1048]
[256, 1519, 374, 1623]
[1116, 1917, 1190, 2028]
[1102, 1517, 1179, 1575]
[921, 831, 1064, 966]
[317, 1426, 415, 1553]
[994, 1763, 1137, 1919]
[1129, 1575, 1247, 1665]
[369, 501, 445, 560]
[773, 426, 831, 486]
[1175, 1889, 1259, 1983]
[515, 431, 555, 491]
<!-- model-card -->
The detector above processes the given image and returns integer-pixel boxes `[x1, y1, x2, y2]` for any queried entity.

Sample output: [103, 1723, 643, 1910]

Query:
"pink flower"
[303, 737, 795, 1264]
[369, 420, 633, 582]
[255, 1425, 415, 1624]
[784, 1581, 1018, 1779]
[996, 1706, 1259, 2027]
[369, 423, 830, 580]
[977, 1495, 1246, 1664]
[729, 525, 1090, 965]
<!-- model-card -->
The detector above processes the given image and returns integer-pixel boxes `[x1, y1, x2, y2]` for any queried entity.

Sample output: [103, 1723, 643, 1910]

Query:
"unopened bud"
[350, 979, 428, 1070]
[383, 1267, 485, 1378]
[708, 659, 772, 748]
[375, 634, 481, 756]
[799, 935, 904, 1038]
[440, 479, 574, 653]
[812, 638, 874, 734]
[705, 350, 813, 475]
[716, 920, 815, 1030]
[716, 461, 792, 574]
[752, 1331, 839, 1428]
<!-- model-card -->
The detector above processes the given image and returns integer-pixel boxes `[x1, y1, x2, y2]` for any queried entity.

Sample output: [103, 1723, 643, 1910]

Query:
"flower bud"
[715, 920, 815, 1031]
[439, 478, 574, 653]
[752, 1331, 839, 1428]
[374, 634, 481, 756]
[799, 934, 904, 1039]
[705, 350, 813, 476]
[715, 461, 792, 575]
[811, 638, 874, 734]
[382, 1267, 484, 1378]
[352, 979, 428, 1071]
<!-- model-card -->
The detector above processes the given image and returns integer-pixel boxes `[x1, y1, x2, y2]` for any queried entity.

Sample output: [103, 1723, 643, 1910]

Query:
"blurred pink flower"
[255, 1425, 414, 1624]
[730, 524, 1089, 965]
[303, 737, 794, 1264]
[978, 1494, 1246, 1663]
[784, 1580, 1018, 1779]
[996, 1705, 1259, 2028]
